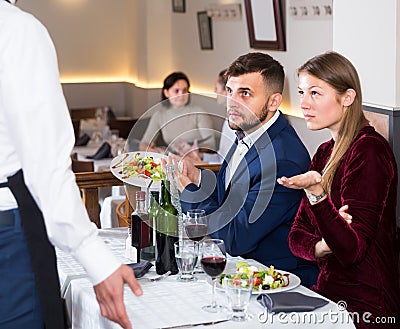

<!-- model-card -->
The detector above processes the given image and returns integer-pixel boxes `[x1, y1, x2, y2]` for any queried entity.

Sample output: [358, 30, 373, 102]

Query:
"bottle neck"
[150, 191, 160, 205]
[135, 199, 146, 214]
[161, 180, 173, 206]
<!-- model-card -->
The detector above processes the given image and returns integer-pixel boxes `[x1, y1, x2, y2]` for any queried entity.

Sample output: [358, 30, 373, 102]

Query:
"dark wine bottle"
[155, 180, 179, 275]
[140, 191, 159, 261]
[131, 191, 147, 263]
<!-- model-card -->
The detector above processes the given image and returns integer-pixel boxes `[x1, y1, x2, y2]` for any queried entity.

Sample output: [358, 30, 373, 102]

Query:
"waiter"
[0, 1, 142, 328]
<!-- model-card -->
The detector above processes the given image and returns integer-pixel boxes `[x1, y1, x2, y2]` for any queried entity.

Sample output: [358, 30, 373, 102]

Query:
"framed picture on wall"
[197, 11, 213, 50]
[172, 0, 185, 13]
[244, 0, 286, 50]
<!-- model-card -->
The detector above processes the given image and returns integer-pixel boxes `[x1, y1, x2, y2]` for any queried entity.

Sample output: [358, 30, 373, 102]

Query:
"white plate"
[110, 151, 166, 188]
[211, 261, 301, 294]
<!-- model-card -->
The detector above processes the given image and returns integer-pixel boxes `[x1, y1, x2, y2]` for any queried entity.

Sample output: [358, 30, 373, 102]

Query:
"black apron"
[1, 169, 65, 329]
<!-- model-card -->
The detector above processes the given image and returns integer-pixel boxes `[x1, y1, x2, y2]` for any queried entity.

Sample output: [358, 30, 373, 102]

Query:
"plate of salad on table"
[215, 261, 301, 294]
[110, 151, 166, 187]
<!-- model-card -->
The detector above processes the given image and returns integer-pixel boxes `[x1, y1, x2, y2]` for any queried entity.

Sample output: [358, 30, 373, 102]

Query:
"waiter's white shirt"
[0, 3, 120, 285]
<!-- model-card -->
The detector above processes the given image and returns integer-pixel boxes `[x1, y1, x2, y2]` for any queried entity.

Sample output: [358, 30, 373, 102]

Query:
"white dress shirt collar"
[225, 111, 280, 189]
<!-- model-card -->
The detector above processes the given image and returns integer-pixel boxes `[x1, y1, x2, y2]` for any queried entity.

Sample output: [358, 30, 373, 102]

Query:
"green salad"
[218, 261, 290, 291]
[122, 153, 164, 181]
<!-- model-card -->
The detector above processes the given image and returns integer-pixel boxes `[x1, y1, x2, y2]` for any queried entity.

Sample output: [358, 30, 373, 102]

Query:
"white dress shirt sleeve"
[0, 6, 120, 285]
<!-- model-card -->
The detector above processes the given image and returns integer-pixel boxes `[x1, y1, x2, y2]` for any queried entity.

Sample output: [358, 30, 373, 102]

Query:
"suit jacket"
[181, 113, 318, 285]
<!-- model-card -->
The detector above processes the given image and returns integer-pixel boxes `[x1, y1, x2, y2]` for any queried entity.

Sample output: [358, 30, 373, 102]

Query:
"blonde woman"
[278, 52, 399, 328]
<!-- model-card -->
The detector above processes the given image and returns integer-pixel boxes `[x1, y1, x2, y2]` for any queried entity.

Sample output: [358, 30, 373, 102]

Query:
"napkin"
[75, 133, 90, 146]
[257, 292, 329, 313]
[86, 142, 113, 159]
[126, 261, 153, 278]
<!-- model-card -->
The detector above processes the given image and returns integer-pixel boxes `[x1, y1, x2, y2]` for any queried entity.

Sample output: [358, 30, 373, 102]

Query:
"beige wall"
[18, 0, 137, 81]
[18, 0, 333, 117]
[17, 0, 399, 157]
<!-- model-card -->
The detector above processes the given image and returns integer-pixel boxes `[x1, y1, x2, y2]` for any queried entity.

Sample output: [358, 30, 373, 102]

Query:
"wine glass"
[200, 239, 227, 313]
[185, 209, 207, 273]
[185, 209, 207, 242]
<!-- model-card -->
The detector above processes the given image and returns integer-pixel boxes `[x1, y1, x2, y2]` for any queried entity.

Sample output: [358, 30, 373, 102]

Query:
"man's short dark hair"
[225, 52, 285, 94]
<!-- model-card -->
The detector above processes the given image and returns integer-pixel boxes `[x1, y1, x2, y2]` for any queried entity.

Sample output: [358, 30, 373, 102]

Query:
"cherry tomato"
[233, 277, 241, 286]
[253, 277, 262, 287]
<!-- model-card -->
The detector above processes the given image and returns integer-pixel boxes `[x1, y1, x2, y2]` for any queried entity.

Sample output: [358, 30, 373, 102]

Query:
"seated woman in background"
[278, 51, 400, 328]
[140, 72, 217, 153]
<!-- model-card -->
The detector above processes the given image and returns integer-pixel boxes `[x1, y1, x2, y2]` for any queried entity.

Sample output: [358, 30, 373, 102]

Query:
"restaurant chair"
[72, 118, 81, 141]
[74, 171, 123, 228]
[109, 118, 138, 139]
[116, 197, 133, 227]
[69, 106, 113, 121]
[71, 153, 94, 173]
[70, 107, 97, 120]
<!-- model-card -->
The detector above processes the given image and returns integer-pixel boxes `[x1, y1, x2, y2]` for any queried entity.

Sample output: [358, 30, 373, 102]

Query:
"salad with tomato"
[122, 153, 164, 181]
[218, 261, 290, 291]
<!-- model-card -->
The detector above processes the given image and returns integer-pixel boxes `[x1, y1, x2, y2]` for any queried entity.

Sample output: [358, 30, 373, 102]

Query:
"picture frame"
[244, 0, 286, 51]
[197, 11, 213, 50]
[172, 0, 185, 13]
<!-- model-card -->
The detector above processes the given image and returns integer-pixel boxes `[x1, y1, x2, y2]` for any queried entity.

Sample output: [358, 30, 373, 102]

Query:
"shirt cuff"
[72, 235, 121, 285]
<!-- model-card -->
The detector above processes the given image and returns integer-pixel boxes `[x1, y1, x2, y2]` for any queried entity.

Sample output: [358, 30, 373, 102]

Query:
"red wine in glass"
[185, 224, 207, 242]
[200, 256, 226, 277]
[201, 239, 227, 313]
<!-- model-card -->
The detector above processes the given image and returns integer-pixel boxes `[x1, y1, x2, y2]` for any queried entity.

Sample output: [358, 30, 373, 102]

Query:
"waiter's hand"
[93, 264, 143, 329]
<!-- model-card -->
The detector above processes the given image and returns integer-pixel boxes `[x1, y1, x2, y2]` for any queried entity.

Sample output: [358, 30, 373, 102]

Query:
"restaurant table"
[56, 229, 356, 329]
[80, 118, 110, 143]
[73, 141, 113, 172]
[73, 141, 126, 228]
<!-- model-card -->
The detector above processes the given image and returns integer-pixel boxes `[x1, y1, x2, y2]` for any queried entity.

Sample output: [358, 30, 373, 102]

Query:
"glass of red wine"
[200, 239, 227, 313]
[185, 209, 208, 273]
[185, 209, 207, 242]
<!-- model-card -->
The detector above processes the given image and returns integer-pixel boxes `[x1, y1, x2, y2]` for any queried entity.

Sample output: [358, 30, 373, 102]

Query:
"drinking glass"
[174, 240, 199, 281]
[200, 239, 227, 313]
[185, 209, 207, 242]
[224, 273, 253, 321]
[185, 209, 207, 273]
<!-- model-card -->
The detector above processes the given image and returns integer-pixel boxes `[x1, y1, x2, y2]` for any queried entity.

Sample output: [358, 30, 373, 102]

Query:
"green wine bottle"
[155, 179, 179, 275]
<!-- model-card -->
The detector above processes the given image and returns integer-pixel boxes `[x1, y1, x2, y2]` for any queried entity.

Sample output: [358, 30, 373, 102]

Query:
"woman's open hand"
[277, 171, 325, 196]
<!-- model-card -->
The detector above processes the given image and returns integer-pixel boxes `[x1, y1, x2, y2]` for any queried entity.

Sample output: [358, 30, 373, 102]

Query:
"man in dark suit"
[175, 52, 319, 287]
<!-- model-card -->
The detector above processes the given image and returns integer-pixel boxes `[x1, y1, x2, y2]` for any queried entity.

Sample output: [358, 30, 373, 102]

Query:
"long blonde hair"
[298, 52, 368, 193]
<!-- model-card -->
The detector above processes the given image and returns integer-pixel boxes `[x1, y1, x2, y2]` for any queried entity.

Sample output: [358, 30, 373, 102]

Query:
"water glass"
[224, 274, 253, 321]
[174, 240, 199, 281]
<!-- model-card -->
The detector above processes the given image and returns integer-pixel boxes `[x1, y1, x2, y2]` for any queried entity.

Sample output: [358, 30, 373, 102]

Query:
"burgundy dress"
[289, 126, 400, 328]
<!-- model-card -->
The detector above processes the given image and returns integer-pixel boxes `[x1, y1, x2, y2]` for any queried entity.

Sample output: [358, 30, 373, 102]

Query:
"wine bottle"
[130, 191, 147, 263]
[140, 190, 159, 261]
[155, 179, 179, 275]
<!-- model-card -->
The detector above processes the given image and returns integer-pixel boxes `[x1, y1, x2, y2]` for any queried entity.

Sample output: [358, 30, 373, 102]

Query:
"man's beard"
[228, 102, 269, 133]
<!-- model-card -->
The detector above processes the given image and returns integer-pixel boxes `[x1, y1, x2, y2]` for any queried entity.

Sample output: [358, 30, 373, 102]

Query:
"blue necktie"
[235, 130, 245, 141]
[235, 130, 249, 149]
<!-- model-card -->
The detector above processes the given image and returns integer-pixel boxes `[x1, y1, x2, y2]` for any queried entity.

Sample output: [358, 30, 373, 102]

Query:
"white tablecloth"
[73, 142, 112, 172]
[56, 229, 356, 329]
